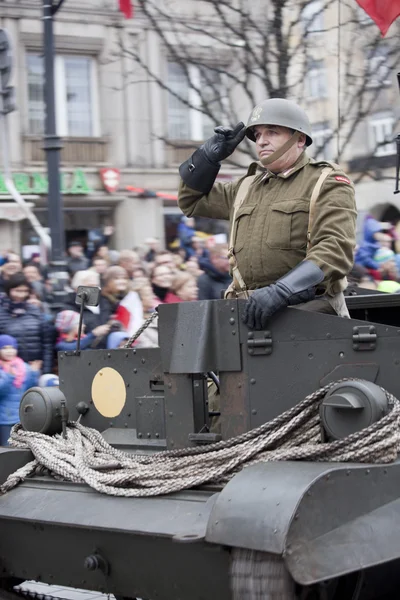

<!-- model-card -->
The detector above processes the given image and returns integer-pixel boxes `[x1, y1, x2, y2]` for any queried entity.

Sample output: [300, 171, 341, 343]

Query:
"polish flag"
[355, 0, 400, 36]
[119, 0, 133, 18]
[114, 291, 143, 335]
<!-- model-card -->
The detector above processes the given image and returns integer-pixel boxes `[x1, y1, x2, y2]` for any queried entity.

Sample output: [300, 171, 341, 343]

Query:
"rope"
[123, 311, 158, 348]
[2, 380, 399, 498]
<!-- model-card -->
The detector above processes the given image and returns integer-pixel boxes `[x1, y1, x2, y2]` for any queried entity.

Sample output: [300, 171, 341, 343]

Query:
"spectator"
[91, 257, 109, 282]
[29, 252, 48, 278]
[373, 247, 399, 281]
[67, 241, 89, 276]
[55, 310, 110, 352]
[185, 256, 204, 279]
[101, 265, 143, 336]
[23, 263, 47, 301]
[0, 274, 55, 373]
[177, 216, 196, 259]
[150, 265, 182, 306]
[64, 270, 101, 334]
[118, 250, 141, 279]
[172, 272, 198, 301]
[354, 217, 392, 271]
[154, 251, 177, 272]
[144, 238, 160, 263]
[0, 252, 22, 293]
[197, 244, 232, 300]
[0, 334, 40, 446]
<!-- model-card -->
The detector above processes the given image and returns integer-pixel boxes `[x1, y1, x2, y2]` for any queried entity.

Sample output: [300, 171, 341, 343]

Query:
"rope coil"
[2, 381, 399, 498]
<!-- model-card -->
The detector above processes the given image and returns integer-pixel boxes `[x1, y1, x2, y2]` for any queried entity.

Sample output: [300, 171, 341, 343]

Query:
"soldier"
[178, 98, 357, 329]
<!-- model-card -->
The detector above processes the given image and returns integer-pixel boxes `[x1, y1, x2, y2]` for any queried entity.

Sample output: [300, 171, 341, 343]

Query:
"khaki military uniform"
[178, 152, 357, 298]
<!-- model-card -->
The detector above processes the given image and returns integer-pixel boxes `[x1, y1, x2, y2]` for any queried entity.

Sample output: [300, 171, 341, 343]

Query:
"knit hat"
[374, 247, 395, 265]
[38, 374, 60, 387]
[0, 335, 18, 350]
[55, 310, 80, 333]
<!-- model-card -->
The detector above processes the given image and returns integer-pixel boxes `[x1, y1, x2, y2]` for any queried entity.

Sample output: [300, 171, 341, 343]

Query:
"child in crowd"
[55, 310, 111, 352]
[0, 334, 40, 446]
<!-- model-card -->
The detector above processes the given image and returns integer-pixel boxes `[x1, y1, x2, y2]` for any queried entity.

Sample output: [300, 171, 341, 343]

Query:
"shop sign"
[0, 169, 91, 195]
[100, 168, 120, 193]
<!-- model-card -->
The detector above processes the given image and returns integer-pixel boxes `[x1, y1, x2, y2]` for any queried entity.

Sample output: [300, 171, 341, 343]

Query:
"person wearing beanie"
[0, 334, 40, 445]
[0, 273, 55, 373]
[372, 247, 398, 282]
[54, 309, 111, 352]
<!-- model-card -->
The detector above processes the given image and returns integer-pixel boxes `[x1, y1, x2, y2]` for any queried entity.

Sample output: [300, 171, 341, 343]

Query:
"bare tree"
[114, 0, 400, 176]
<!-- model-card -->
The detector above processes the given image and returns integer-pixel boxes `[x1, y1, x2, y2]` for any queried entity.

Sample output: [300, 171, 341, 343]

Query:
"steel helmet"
[245, 98, 313, 146]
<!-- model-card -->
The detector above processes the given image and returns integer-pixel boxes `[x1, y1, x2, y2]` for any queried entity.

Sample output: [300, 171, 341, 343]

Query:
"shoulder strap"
[307, 166, 333, 250]
[229, 175, 256, 250]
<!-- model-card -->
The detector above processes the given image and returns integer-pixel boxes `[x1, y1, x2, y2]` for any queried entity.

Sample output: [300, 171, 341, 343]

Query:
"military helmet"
[245, 98, 313, 146]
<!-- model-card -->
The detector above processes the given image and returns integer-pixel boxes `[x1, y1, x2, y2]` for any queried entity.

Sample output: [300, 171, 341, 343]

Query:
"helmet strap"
[260, 130, 301, 167]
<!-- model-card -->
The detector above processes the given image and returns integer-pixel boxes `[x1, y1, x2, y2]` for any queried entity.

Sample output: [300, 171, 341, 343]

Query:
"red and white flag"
[114, 291, 143, 335]
[355, 0, 400, 36]
[119, 0, 133, 18]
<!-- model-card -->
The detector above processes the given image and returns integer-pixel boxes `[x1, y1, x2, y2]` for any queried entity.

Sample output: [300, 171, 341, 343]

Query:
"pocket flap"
[235, 204, 256, 219]
[271, 200, 309, 214]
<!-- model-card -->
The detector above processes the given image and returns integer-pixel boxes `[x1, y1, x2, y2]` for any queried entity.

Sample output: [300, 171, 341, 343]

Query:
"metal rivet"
[134, 368, 137, 373]
[290, 334, 295, 340]
[326, 333, 331, 339]
[109, 422, 113, 427]
[133, 348, 136, 353]
[88, 362, 91, 366]
[231, 307, 235, 312]
[232, 330, 236, 335]
[308, 353, 313, 359]
[169, 411, 173, 416]
[339, 352, 344, 358]
[229, 318, 235, 325]
[147, 433, 151, 438]
[126, 383, 130, 388]
[155, 433, 159, 438]
[250, 378, 256, 384]
[124, 423, 128, 428]
[138, 433, 142, 438]
[107, 353, 111, 358]
[366, 469, 370, 475]
[125, 352, 129, 357]
[141, 358, 146, 364]
[138, 400, 142, 405]
[238, 383, 242, 388]
[251, 409, 257, 415]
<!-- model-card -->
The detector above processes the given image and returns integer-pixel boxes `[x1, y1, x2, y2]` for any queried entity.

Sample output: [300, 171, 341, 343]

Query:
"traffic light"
[0, 29, 16, 114]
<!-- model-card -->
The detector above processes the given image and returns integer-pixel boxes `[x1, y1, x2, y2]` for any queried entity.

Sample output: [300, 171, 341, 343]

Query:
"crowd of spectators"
[350, 215, 400, 293]
[0, 219, 232, 442]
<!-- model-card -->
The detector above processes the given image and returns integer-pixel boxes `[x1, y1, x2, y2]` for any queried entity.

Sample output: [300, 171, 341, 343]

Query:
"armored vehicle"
[1, 290, 400, 600]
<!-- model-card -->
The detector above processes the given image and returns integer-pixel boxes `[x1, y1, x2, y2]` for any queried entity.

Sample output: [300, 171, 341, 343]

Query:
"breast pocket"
[233, 205, 256, 252]
[266, 199, 309, 250]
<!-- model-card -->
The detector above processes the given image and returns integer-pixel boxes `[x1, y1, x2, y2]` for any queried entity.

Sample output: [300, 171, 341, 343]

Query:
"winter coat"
[0, 299, 55, 373]
[197, 261, 232, 300]
[0, 364, 39, 425]
[354, 217, 387, 270]
[55, 332, 97, 352]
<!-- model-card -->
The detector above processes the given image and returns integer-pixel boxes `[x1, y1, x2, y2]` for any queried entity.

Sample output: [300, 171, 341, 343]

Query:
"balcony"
[23, 136, 109, 165]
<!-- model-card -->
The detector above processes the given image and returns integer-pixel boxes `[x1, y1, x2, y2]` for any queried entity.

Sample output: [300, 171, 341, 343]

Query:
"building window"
[167, 61, 225, 141]
[366, 45, 392, 88]
[306, 59, 327, 99]
[369, 113, 395, 157]
[302, 0, 324, 34]
[312, 121, 333, 159]
[27, 54, 100, 137]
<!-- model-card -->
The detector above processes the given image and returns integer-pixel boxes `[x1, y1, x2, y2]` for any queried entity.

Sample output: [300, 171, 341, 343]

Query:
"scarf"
[0, 356, 26, 388]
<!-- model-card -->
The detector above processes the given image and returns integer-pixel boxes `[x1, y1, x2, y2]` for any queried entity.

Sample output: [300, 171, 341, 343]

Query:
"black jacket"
[197, 262, 232, 300]
[0, 298, 56, 373]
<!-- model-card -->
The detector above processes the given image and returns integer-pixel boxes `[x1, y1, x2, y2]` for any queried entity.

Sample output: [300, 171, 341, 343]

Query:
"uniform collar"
[246, 151, 309, 180]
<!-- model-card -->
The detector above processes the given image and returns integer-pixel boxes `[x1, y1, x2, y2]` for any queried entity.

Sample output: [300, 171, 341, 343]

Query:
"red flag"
[119, 0, 133, 18]
[355, 0, 400, 36]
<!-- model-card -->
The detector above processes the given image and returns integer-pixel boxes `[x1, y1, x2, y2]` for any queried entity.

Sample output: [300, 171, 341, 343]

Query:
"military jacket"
[178, 152, 357, 295]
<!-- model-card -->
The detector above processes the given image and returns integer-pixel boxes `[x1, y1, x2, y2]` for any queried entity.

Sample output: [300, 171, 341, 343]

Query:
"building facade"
[0, 0, 399, 256]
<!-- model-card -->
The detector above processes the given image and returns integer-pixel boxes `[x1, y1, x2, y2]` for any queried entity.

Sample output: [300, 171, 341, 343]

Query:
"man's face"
[23, 265, 41, 282]
[3, 254, 22, 277]
[93, 259, 108, 275]
[69, 245, 83, 258]
[211, 252, 230, 274]
[253, 125, 305, 173]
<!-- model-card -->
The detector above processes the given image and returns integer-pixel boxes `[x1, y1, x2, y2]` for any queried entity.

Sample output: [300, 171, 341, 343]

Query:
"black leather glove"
[201, 122, 246, 164]
[242, 261, 324, 330]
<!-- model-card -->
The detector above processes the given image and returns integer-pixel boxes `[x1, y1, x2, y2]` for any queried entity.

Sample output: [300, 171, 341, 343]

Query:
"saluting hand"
[201, 122, 246, 164]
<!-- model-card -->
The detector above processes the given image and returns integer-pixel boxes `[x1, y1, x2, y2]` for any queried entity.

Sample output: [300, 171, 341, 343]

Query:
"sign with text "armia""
[0, 169, 91, 195]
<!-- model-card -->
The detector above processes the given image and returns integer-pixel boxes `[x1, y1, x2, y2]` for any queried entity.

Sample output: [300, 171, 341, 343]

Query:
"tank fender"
[206, 460, 400, 585]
